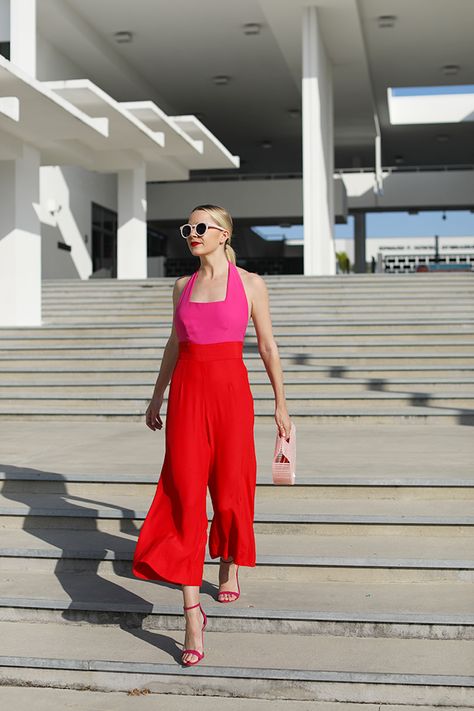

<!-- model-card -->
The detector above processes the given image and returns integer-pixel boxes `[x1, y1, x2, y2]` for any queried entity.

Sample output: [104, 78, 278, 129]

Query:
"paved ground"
[0, 420, 473, 480]
[0, 687, 469, 711]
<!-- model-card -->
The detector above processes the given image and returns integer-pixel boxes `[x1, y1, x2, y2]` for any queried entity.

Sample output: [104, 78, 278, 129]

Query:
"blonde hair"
[190, 204, 236, 265]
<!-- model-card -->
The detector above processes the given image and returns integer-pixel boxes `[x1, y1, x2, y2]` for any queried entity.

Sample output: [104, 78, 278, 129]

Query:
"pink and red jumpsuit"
[132, 260, 257, 586]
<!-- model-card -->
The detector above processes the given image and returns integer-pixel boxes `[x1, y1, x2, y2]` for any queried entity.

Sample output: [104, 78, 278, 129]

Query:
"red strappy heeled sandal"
[217, 558, 240, 603]
[181, 602, 207, 666]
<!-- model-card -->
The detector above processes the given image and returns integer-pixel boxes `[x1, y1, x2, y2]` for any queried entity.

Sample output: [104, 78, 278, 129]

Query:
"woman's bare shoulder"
[174, 273, 193, 290]
[172, 274, 193, 303]
[236, 266, 267, 292]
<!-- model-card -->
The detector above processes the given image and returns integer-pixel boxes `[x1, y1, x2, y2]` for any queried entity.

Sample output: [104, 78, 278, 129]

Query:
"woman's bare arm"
[145, 277, 185, 430]
[249, 273, 292, 437]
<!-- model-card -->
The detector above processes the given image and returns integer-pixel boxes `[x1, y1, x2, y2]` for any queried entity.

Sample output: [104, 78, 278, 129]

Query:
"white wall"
[40, 165, 117, 278]
[0, 0, 9, 42]
[146, 178, 303, 221]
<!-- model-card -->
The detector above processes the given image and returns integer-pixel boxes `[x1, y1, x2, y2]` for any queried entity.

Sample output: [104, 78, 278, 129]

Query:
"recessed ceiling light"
[212, 75, 231, 85]
[377, 15, 397, 28]
[243, 22, 262, 35]
[261, 140, 272, 149]
[441, 64, 460, 75]
[114, 31, 133, 43]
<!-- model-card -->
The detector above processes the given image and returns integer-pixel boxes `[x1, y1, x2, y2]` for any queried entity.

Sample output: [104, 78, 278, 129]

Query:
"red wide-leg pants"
[132, 340, 257, 586]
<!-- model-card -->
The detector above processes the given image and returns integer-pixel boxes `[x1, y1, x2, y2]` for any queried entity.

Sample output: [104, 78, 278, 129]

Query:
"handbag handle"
[273, 422, 295, 461]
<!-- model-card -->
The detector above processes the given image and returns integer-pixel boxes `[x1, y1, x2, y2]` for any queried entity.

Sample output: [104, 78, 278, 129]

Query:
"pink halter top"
[174, 261, 249, 344]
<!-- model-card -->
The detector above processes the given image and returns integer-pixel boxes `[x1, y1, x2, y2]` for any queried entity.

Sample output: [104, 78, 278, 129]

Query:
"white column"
[0, 144, 41, 325]
[302, 5, 335, 276]
[117, 163, 147, 279]
[10, 0, 36, 77]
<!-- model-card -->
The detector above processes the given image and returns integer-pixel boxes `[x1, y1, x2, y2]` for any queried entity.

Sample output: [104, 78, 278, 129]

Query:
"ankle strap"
[183, 602, 200, 610]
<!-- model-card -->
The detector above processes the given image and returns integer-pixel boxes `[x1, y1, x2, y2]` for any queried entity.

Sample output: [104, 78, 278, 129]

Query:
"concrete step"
[41, 304, 474, 316]
[40, 287, 474, 297]
[0, 488, 473, 518]
[41, 288, 474, 298]
[42, 316, 474, 331]
[1, 419, 468, 480]
[0, 339, 474, 364]
[43, 272, 474, 279]
[1, 354, 473, 368]
[3, 469, 473, 488]
[42, 307, 474, 318]
[3, 688, 468, 711]
[41, 279, 474, 288]
[43, 294, 473, 318]
[2, 321, 474, 336]
[0, 570, 473, 634]
[0, 529, 471, 577]
[4, 333, 474, 347]
[1, 407, 472, 424]
[2, 379, 474, 396]
[40, 281, 474, 291]
[0, 620, 472, 704]
[23, 316, 474, 328]
[0, 391, 473, 410]
[3, 341, 474, 356]
[0, 366, 471, 382]
[2, 475, 472, 498]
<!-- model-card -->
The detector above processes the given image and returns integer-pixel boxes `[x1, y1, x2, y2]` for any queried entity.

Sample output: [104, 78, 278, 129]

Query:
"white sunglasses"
[179, 222, 227, 239]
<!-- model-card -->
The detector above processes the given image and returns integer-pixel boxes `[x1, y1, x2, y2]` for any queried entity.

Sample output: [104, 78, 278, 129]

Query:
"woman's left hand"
[275, 403, 292, 439]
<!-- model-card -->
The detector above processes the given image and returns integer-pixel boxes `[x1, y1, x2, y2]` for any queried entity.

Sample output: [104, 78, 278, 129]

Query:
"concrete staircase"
[0, 272, 473, 423]
[0, 272, 473, 707]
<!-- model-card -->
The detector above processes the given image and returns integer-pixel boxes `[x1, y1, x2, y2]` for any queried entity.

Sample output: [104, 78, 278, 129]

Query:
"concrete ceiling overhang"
[169, 115, 240, 172]
[0, 57, 240, 179]
[0, 54, 108, 165]
[35, 0, 474, 171]
[42, 78, 190, 179]
[120, 102, 240, 172]
[42, 80, 239, 179]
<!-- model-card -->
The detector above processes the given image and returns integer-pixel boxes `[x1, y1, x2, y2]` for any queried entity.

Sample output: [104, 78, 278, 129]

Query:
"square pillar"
[302, 5, 336, 276]
[354, 211, 367, 273]
[0, 143, 42, 325]
[10, 0, 36, 77]
[117, 163, 147, 279]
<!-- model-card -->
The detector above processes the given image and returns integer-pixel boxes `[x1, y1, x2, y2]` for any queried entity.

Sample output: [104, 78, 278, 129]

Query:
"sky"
[253, 210, 474, 241]
[391, 84, 474, 96]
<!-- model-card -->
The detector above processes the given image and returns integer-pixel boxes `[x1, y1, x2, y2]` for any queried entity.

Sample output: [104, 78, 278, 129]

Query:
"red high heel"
[217, 558, 240, 603]
[181, 602, 207, 666]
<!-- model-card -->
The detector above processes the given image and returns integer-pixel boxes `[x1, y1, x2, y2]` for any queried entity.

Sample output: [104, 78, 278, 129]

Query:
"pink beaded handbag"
[272, 421, 296, 485]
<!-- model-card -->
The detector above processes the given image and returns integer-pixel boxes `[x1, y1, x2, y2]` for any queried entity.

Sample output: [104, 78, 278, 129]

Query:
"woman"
[132, 204, 292, 666]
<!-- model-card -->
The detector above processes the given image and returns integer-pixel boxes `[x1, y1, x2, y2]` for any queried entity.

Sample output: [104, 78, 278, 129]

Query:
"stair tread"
[0, 619, 473, 680]
[0, 528, 471, 564]
[2, 470, 473, 485]
[0, 492, 473, 519]
[0, 571, 473, 620]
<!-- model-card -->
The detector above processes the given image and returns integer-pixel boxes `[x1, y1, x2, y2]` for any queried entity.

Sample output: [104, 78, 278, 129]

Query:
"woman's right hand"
[145, 393, 163, 431]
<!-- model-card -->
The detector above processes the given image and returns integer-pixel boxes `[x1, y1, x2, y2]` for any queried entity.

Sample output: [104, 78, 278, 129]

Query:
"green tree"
[336, 251, 351, 273]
